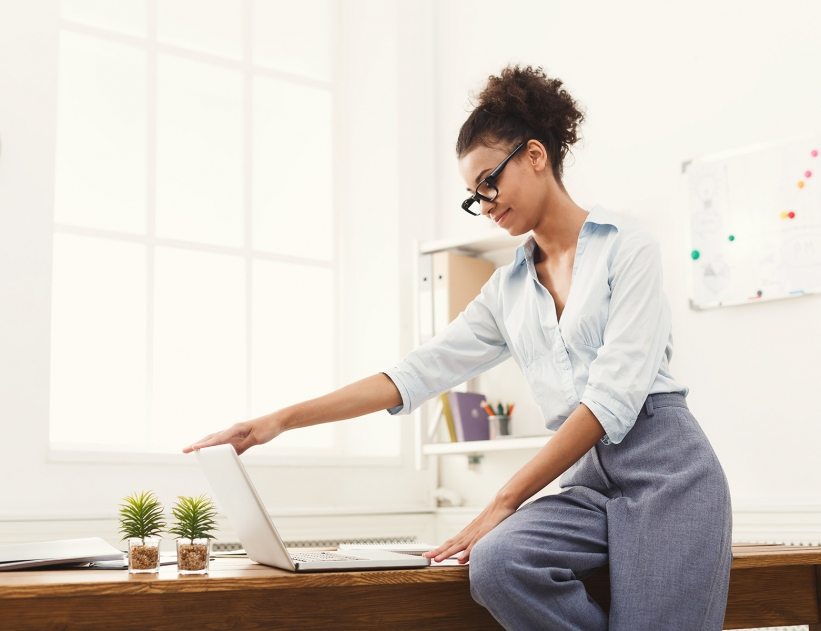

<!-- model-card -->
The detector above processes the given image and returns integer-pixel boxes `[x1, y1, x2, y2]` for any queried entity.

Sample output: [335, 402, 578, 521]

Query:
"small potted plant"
[169, 494, 217, 574]
[119, 491, 166, 574]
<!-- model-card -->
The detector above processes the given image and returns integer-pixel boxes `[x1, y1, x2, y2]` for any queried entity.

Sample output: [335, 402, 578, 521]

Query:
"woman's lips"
[495, 208, 512, 225]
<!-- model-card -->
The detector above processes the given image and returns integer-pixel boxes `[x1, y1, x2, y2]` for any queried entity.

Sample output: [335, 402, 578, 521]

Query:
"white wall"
[3, 0, 818, 545]
[0, 0, 435, 536]
[426, 0, 821, 520]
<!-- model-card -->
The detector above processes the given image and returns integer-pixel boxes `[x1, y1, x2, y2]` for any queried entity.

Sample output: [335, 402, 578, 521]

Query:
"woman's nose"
[479, 198, 497, 217]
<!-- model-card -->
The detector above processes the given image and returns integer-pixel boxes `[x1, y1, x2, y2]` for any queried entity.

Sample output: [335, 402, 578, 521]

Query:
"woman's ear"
[525, 139, 549, 172]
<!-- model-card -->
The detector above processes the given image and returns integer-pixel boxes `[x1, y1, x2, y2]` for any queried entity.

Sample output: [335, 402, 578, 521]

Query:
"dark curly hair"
[456, 65, 585, 184]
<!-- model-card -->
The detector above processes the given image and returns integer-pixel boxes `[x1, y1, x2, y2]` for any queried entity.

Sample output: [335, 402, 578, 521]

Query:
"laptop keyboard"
[289, 551, 368, 563]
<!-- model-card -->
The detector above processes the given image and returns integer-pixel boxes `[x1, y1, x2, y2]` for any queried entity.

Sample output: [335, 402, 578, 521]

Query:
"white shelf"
[419, 231, 526, 256]
[422, 435, 548, 456]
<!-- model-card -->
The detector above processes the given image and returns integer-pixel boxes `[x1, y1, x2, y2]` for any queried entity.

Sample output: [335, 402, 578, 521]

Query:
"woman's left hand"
[423, 498, 517, 564]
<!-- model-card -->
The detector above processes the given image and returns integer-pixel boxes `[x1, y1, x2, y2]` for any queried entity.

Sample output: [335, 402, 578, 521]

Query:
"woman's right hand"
[182, 413, 286, 455]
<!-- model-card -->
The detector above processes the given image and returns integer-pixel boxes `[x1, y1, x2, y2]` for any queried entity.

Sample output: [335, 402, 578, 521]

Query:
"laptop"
[196, 444, 430, 572]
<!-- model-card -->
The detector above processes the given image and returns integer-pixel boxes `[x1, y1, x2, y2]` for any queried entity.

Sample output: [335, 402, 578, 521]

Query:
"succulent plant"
[118, 491, 166, 543]
[168, 495, 218, 542]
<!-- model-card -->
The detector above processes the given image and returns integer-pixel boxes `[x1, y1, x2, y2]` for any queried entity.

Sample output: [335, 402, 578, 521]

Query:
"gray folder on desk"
[0, 537, 124, 571]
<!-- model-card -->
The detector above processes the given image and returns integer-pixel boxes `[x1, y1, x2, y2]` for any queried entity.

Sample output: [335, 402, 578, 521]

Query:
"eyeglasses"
[461, 141, 526, 216]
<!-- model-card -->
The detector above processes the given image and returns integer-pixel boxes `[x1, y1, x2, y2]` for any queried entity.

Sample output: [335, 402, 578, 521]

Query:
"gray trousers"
[469, 393, 733, 631]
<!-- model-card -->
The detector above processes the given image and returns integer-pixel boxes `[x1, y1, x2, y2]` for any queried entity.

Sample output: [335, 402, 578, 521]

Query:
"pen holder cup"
[176, 538, 211, 575]
[127, 537, 161, 574]
[488, 415, 511, 439]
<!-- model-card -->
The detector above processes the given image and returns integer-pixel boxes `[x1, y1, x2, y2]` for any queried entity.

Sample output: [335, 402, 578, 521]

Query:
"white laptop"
[196, 444, 430, 572]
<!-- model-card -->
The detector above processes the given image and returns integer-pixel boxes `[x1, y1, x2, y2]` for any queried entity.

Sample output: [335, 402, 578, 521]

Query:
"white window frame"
[49, 0, 402, 467]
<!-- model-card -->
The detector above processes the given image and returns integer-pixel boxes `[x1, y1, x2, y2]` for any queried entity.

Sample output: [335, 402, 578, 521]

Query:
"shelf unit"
[412, 229, 541, 468]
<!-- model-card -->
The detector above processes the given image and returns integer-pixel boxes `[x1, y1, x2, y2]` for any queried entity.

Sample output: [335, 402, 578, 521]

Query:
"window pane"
[253, 77, 333, 259]
[253, 0, 336, 81]
[62, 0, 146, 37]
[339, 412, 401, 457]
[152, 247, 246, 451]
[55, 32, 146, 234]
[251, 259, 335, 451]
[157, 0, 242, 60]
[50, 234, 147, 449]
[156, 54, 243, 247]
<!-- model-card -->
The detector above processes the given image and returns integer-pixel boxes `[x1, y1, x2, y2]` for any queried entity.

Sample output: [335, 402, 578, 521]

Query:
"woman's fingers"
[425, 537, 470, 563]
[184, 433, 227, 452]
[182, 423, 251, 453]
[422, 502, 515, 564]
[459, 543, 474, 564]
[181, 433, 217, 453]
[435, 542, 467, 562]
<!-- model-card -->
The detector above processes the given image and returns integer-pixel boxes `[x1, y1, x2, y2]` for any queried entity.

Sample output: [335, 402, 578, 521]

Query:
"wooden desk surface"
[0, 558, 493, 631]
[1, 544, 820, 630]
[0, 557, 470, 598]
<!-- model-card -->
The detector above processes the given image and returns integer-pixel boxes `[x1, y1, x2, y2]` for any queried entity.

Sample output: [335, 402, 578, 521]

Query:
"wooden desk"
[1, 544, 819, 630]
[0, 558, 497, 631]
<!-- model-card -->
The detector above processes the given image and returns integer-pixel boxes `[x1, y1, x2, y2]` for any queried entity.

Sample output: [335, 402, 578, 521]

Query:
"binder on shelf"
[431, 251, 495, 336]
[418, 253, 434, 343]
[440, 392, 458, 442]
[448, 391, 490, 442]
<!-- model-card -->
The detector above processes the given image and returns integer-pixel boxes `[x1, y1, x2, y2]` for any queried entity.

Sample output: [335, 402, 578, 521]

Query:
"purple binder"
[447, 392, 490, 442]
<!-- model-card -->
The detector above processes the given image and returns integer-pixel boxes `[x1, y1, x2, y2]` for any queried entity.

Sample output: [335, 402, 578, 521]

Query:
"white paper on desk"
[337, 543, 438, 556]
[0, 537, 124, 571]
[338, 542, 465, 565]
[211, 548, 247, 558]
[89, 553, 178, 570]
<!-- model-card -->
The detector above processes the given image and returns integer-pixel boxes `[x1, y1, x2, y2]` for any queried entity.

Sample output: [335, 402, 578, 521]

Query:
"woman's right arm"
[183, 267, 510, 455]
[181, 372, 402, 455]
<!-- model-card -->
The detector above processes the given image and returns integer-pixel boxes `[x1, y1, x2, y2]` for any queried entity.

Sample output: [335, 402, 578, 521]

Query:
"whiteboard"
[684, 135, 821, 309]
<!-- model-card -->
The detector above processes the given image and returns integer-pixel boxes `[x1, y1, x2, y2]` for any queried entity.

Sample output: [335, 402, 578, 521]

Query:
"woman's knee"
[469, 533, 508, 602]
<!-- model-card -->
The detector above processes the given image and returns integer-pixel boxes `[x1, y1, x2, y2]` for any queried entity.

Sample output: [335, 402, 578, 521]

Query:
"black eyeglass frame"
[461, 141, 527, 216]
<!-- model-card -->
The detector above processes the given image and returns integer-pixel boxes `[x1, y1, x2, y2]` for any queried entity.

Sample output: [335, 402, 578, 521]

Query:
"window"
[50, 0, 346, 457]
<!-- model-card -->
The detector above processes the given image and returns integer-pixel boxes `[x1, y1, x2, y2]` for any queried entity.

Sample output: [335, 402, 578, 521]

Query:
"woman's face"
[458, 140, 551, 236]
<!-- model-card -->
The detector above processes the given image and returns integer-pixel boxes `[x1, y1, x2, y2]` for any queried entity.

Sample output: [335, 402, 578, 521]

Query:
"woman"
[183, 65, 733, 631]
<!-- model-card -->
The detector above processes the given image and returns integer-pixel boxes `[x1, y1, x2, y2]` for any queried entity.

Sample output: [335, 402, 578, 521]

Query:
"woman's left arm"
[424, 403, 605, 563]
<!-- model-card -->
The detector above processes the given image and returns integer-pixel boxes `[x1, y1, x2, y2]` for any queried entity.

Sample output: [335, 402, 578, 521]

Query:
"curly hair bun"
[456, 65, 585, 181]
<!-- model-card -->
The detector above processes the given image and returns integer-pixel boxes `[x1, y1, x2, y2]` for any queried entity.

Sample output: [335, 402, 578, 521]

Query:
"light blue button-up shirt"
[382, 205, 688, 445]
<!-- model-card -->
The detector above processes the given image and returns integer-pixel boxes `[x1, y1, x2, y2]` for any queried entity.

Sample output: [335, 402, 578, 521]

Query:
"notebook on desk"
[196, 445, 430, 572]
[0, 537, 124, 571]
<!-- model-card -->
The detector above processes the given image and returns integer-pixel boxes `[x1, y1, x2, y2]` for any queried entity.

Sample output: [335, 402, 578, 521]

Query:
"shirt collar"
[513, 205, 620, 268]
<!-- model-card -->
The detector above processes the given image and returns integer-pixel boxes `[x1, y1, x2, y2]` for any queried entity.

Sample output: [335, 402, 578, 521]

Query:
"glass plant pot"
[128, 537, 161, 574]
[176, 538, 211, 575]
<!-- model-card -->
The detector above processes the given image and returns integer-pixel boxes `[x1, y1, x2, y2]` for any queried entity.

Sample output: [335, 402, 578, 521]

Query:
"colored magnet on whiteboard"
[798, 180, 805, 188]
[756, 290, 763, 297]
[788, 211, 796, 219]
[690, 249, 700, 260]
[806, 170, 813, 178]
[780, 211, 788, 219]
[812, 149, 819, 157]
[728, 234, 735, 241]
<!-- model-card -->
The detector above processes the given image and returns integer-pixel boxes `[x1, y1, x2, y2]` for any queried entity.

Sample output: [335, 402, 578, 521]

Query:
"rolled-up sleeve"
[382, 269, 511, 415]
[580, 231, 671, 445]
